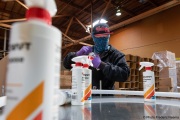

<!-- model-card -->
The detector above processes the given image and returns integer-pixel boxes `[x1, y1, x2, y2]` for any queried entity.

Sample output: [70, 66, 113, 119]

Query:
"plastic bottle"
[139, 62, 156, 102]
[71, 56, 85, 105]
[82, 57, 92, 104]
[57, 90, 71, 106]
[4, 0, 61, 119]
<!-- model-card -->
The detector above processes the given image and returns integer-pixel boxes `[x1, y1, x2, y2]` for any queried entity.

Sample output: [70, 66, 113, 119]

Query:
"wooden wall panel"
[110, 5, 180, 58]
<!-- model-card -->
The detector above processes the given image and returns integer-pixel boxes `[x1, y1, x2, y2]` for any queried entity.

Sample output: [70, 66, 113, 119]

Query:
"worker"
[63, 23, 130, 91]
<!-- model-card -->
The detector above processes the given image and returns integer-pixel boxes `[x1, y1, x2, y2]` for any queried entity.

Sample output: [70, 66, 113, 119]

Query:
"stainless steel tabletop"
[59, 96, 180, 120]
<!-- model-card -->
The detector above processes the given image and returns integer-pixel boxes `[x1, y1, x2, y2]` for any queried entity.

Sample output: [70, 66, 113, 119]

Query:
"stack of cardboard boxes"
[152, 51, 177, 92]
[115, 54, 140, 90]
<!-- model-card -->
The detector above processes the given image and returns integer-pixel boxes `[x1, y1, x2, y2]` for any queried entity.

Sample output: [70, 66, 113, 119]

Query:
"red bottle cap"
[26, 7, 51, 25]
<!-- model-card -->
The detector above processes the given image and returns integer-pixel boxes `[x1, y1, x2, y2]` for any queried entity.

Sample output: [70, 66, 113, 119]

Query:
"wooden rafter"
[57, 0, 72, 15]
[0, 9, 24, 18]
[75, 17, 89, 33]
[75, 0, 95, 16]
[100, 0, 111, 19]
[62, 32, 75, 43]
[79, 42, 93, 46]
[0, 18, 26, 23]
[0, 15, 69, 23]
[60, 0, 116, 24]
[0, 23, 11, 28]
[65, 17, 74, 35]
[16, 0, 28, 9]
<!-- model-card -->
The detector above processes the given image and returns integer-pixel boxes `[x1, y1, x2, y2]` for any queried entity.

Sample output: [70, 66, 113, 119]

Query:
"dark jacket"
[63, 45, 130, 90]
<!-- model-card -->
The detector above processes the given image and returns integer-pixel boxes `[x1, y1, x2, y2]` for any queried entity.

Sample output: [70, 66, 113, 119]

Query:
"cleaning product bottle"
[57, 90, 71, 106]
[4, 0, 61, 119]
[82, 56, 92, 104]
[139, 62, 156, 102]
[71, 56, 85, 105]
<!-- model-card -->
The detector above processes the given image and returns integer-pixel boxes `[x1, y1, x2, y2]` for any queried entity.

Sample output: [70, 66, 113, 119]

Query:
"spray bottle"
[4, 0, 61, 119]
[57, 90, 71, 106]
[82, 56, 92, 104]
[71, 56, 85, 105]
[139, 62, 156, 102]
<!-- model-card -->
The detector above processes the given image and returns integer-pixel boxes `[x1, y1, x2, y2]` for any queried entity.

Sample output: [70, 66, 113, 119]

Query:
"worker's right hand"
[76, 46, 92, 56]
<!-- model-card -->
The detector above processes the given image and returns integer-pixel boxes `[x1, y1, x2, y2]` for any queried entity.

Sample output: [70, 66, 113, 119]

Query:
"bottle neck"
[83, 64, 89, 68]
[26, 7, 51, 25]
[75, 62, 83, 67]
[145, 67, 151, 70]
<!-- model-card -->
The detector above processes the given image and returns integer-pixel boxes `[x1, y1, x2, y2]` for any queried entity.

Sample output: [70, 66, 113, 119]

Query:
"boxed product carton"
[152, 50, 176, 68]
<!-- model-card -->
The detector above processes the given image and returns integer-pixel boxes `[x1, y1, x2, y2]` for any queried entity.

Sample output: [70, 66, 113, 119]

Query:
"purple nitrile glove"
[76, 46, 92, 56]
[92, 55, 101, 68]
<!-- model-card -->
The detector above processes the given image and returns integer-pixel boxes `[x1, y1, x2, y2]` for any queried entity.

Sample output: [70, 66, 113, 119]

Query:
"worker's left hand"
[92, 55, 101, 68]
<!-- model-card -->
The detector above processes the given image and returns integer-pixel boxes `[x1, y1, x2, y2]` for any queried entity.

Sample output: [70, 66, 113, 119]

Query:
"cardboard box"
[63, 70, 72, 75]
[60, 75, 72, 89]
[159, 67, 177, 78]
[125, 54, 134, 62]
[159, 78, 172, 87]
[119, 82, 131, 88]
[152, 51, 175, 60]
[158, 86, 171, 92]
[114, 82, 120, 90]
[0, 56, 8, 96]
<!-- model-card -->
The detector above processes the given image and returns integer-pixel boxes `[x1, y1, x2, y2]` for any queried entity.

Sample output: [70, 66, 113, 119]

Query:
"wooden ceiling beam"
[65, 17, 74, 35]
[0, 15, 69, 23]
[16, 0, 28, 9]
[147, 0, 158, 7]
[100, 0, 111, 19]
[56, 0, 72, 15]
[0, 9, 24, 18]
[75, 0, 95, 16]
[75, 17, 90, 34]
[62, 32, 75, 43]
[0, 18, 26, 23]
[62, 0, 180, 49]
[60, 0, 116, 24]
[0, 23, 11, 28]
[79, 42, 93, 46]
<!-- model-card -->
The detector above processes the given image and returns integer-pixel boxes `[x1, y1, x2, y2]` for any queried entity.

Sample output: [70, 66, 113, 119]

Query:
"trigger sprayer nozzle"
[139, 62, 154, 71]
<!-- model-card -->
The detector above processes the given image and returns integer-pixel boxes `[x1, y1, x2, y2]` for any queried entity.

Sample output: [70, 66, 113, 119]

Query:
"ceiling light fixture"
[116, 9, 121, 16]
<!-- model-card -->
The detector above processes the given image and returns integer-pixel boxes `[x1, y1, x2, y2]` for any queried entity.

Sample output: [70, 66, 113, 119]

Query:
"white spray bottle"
[57, 89, 71, 106]
[71, 56, 85, 105]
[4, 0, 61, 119]
[139, 62, 156, 102]
[82, 56, 92, 104]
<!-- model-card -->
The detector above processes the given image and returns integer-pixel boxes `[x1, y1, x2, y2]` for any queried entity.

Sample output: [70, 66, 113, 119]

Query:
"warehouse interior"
[0, 0, 180, 119]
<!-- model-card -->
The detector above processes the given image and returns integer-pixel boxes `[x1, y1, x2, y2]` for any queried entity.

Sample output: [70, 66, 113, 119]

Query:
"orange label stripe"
[144, 85, 154, 98]
[146, 90, 155, 99]
[81, 84, 91, 102]
[7, 81, 44, 120]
